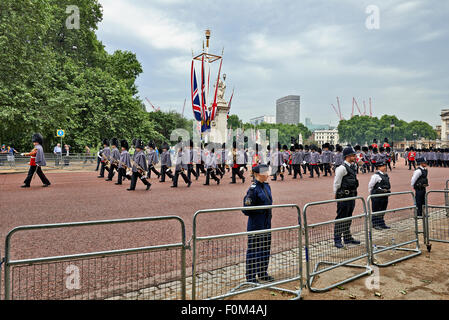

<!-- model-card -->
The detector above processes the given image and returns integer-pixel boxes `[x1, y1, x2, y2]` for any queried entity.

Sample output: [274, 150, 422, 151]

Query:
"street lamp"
[413, 133, 417, 148]
[390, 120, 395, 151]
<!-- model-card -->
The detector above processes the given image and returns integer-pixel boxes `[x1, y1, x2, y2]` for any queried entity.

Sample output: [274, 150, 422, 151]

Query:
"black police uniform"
[242, 167, 273, 283]
[334, 162, 360, 247]
[370, 170, 391, 229]
[413, 164, 428, 217]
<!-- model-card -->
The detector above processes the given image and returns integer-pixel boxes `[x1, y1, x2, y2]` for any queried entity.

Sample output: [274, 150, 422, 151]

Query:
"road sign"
[57, 129, 65, 138]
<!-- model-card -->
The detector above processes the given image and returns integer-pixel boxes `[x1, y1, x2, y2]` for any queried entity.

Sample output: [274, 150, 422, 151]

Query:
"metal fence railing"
[3, 216, 187, 300]
[367, 192, 421, 267]
[191, 204, 303, 300]
[303, 197, 372, 292]
[424, 190, 449, 253]
[0, 154, 98, 170]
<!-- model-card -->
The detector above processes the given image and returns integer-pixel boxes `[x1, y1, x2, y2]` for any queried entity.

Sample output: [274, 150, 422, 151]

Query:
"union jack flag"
[191, 61, 202, 122]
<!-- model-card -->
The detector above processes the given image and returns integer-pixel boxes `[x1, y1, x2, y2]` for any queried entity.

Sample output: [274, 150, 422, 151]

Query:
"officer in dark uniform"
[411, 157, 429, 217]
[242, 164, 274, 283]
[333, 146, 361, 248]
[368, 161, 391, 230]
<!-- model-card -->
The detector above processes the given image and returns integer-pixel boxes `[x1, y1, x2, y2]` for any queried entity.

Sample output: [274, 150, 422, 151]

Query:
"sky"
[96, 0, 449, 127]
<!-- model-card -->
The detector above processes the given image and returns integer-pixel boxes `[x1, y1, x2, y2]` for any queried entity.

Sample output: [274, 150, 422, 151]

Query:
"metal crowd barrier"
[0, 154, 98, 170]
[424, 190, 449, 252]
[191, 204, 303, 300]
[367, 192, 421, 267]
[303, 197, 372, 292]
[3, 216, 187, 300]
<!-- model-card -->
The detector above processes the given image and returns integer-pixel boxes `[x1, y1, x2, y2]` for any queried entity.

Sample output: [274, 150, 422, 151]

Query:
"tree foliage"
[0, 0, 159, 152]
[338, 115, 437, 145]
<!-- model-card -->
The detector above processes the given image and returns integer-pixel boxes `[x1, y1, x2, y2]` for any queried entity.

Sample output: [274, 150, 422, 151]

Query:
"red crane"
[145, 97, 161, 112]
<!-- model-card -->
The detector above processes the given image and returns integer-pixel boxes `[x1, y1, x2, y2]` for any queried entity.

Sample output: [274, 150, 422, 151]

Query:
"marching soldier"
[106, 138, 120, 181]
[303, 145, 311, 175]
[270, 143, 284, 181]
[333, 145, 361, 248]
[321, 143, 333, 176]
[368, 161, 391, 230]
[371, 147, 379, 172]
[411, 157, 429, 217]
[292, 143, 303, 179]
[98, 138, 111, 178]
[333, 145, 344, 170]
[187, 140, 199, 181]
[127, 139, 151, 191]
[146, 142, 161, 179]
[116, 139, 131, 185]
[159, 143, 174, 182]
[204, 144, 221, 185]
[309, 146, 320, 178]
[230, 141, 246, 184]
[196, 144, 207, 178]
[21, 133, 51, 188]
[172, 144, 192, 188]
[242, 164, 274, 283]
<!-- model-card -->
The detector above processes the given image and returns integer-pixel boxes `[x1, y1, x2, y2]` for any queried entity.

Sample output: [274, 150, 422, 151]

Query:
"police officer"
[242, 164, 274, 283]
[411, 157, 429, 217]
[333, 145, 361, 248]
[368, 161, 391, 230]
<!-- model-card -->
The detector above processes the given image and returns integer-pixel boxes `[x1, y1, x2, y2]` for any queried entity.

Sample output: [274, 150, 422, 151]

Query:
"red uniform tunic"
[408, 151, 416, 161]
[25, 148, 38, 166]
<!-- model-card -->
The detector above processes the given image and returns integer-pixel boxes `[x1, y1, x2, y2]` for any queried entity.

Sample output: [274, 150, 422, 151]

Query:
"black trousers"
[271, 165, 283, 180]
[160, 165, 174, 182]
[107, 164, 117, 180]
[246, 233, 271, 281]
[196, 163, 206, 177]
[371, 196, 389, 227]
[293, 164, 302, 178]
[187, 164, 198, 181]
[129, 171, 151, 190]
[24, 166, 50, 186]
[117, 167, 131, 184]
[95, 157, 100, 170]
[323, 163, 332, 176]
[302, 163, 308, 174]
[173, 169, 191, 186]
[415, 189, 426, 217]
[309, 164, 320, 177]
[231, 166, 245, 183]
[147, 164, 160, 179]
[99, 162, 110, 177]
[334, 198, 356, 242]
[408, 160, 416, 170]
[205, 168, 220, 184]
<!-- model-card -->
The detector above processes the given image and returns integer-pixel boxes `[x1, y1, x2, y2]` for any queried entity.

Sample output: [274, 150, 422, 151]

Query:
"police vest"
[414, 168, 428, 190]
[372, 172, 391, 195]
[338, 163, 359, 196]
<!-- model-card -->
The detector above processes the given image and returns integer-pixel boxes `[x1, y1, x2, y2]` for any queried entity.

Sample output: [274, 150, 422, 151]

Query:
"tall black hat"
[135, 139, 145, 149]
[294, 143, 300, 150]
[323, 143, 330, 149]
[161, 142, 169, 150]
[283, 144, 288, 150]
[362, 146, 369, 152]
[102, 138, 110, 146]
[32, 133, 43, 145]
[148, 141, 155, 149]
[120, 139, 129, 150]
[379, 146, 385, 152]
[131, 138, 137, 147]
[299, 144, 304, 150]
[110, 138, 119, 147]
[336, 145, 343, 152]
[354, 145, 361, 151]
[384, 137, 389, 143]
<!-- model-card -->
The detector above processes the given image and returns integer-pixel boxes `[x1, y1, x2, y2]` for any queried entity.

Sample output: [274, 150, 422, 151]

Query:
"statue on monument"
[216, 73, 226, 103]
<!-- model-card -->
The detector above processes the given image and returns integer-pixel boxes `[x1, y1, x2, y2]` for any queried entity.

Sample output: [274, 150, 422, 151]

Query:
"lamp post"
[390, 120, 395, 151]
[413, 133, 417, 148]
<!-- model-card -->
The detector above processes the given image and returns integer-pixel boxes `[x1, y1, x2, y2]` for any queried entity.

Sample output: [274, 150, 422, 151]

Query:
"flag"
[201, 55, 207, 122]
[210, 58, 223, 121]
[227, 88, 234, 119]
[191, 61, 202, 122]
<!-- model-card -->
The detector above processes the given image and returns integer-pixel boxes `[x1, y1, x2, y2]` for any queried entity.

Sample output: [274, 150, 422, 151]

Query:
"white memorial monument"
[209, 74, 230, 144]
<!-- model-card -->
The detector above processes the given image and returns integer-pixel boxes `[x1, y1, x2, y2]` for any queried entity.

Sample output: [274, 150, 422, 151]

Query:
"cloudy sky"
[96, 0, 448, 127]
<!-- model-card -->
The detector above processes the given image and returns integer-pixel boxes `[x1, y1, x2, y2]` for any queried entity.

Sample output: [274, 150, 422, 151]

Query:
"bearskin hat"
[373, 147, 378, 153]
[120, 139, 129, 150]
[362, 146, 369, 152]
[161, 142, 169, 150]
[110, 138, 119, 147]
[336, 145, 343, 152]
[299, 144, 304, 150]
[379, 146, 385, 152]
[148, 141, 155, 149]
[32, 133, 43, 145]
[354, 145, 361, 151]
[135, 139, 145, 149]
[102, 138, 110, 146]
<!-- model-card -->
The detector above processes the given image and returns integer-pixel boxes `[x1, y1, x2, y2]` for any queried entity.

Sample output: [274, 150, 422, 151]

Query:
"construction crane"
[352, 97, 363, 117]
[332, 96, 374, 121]
[181, 98, 186, 117]
[145, 97, 160, 112]
[331, 97, 344, 121]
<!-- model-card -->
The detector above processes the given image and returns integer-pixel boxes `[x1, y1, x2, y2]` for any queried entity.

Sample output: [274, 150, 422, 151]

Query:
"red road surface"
[0, 163, 447, 261]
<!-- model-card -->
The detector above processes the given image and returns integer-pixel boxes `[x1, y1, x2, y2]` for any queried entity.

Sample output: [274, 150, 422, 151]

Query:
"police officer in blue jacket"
[242, 164, 274, 283]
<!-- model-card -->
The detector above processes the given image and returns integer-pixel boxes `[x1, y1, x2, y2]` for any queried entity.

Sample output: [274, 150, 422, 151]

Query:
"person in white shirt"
[368, 161, 391, 230]
[53, 143, 62, 166]
[411, 158, 429, 217]
[333, 146, 361, 248]
[204, 144, 220, 185]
